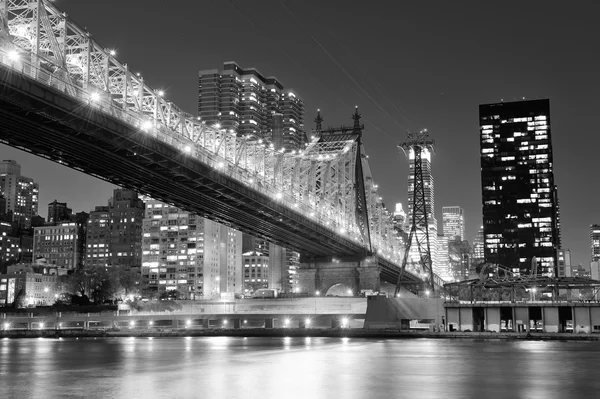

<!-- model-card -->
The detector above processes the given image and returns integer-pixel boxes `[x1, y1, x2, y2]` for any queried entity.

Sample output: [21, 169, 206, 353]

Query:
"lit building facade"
[0, 264, 59, 307]
[33, 222, 86, 273]
[442, 206, 465, 241]
[0, 160, 39, 229]
[242, 251, 269, 294]
[0, 221, 20, 265]
[480, 99, 560, 276]
[556, 248, 571, 278]
[86, 206, 111, 267]
[591, 224, 600, 262]
[141, 200, 242, 300]
[108, 190, 144, 269]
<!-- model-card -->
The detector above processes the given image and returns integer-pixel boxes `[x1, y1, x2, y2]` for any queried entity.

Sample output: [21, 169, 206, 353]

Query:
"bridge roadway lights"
[298, 255, 381, 295]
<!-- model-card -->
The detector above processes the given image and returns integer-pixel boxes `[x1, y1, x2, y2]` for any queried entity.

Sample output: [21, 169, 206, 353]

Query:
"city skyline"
[1, 0, 599, 266]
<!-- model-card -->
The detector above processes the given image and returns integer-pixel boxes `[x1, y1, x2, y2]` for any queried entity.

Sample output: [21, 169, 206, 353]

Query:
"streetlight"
[3, 322, 10, 330]
[341, 318, 348, 328]
[284, 318, 290, 327]
[129, 321, 135, 328]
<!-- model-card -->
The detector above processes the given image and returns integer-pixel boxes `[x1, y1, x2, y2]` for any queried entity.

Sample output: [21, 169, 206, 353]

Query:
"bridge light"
[157, 90, 164, 97]
[294, 203, 299, 208]
[275, 192, 283, 200]
[214, 123, 221, 129]
[8, 50, 20, 61]
[90, 92, 100, 102]
[341, 318, 348, 327]
[339, 228, 346, 234]
[310, 212, 315, 217]
[183, 145, 191, 153]
[39, 323, 45, 329]
[141, 121, 153, 131]
[305, 318, 311, 326]
[248, 179, 254, 184]
[132, 90, 139, 96]
[217, 162, 225, 169]
[108, 49, 116, 56]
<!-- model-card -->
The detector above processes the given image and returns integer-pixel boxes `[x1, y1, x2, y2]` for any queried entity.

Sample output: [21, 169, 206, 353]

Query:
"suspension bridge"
[0, 0, 443, 293]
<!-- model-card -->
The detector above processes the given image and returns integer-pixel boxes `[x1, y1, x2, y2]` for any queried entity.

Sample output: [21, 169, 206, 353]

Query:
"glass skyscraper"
[479, 99, 560, 277]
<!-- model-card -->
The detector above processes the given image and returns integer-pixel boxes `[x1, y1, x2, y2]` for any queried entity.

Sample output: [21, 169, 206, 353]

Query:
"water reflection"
[0, 337, 599, 399]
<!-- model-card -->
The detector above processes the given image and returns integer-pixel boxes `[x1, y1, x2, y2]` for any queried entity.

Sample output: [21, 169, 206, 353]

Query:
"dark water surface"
[1, 337, 599, 398]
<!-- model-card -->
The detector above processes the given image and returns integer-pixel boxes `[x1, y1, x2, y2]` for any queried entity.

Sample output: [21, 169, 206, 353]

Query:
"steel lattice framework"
[395, 130, 436, 295]
[0, 0, 422, 275]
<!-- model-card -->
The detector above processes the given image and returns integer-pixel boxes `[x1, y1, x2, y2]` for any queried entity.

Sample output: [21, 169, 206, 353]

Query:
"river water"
[1, 337, 599, 398]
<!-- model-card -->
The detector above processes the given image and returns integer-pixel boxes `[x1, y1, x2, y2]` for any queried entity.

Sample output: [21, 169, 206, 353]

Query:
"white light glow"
[141, 121, 152, 131]
[8, 50, 20, 61]
[90, 92, 100, 102]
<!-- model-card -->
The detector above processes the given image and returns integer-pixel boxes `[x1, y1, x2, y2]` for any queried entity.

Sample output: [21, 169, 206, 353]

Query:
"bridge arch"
[325, 283, 354, 297]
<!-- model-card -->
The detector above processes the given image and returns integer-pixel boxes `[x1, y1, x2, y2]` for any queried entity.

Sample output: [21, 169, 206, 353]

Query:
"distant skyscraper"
[471, 226, 485, 266]
[47, 200, 72, 225]
[0, 160, 39, 228]
[442, 206, 464, 241]
[591, 224, 600, 262]
[480, 99, 560, 277]
[198, 62, 305, 149]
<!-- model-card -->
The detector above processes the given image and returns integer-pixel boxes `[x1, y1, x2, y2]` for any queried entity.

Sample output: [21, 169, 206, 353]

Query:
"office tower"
[405, 144, 438, 275]
[449, 237, 471, 281]
[85, 206, 111, 267]
[480, 99, 560, 276]
[437, 234, 450, 280]
[393, 203, 406, 241]
[442, 206, 465, 241]
[141, 200, 242, 300]
[33, 221, 86, 273]
[472, 226, 485, 264]
[591, 224, 600, 262]
[108, 189, 144, 269]
[47, 200, 72, 224]
[0, 160, 39, 228]
[198, 62, 305, 149]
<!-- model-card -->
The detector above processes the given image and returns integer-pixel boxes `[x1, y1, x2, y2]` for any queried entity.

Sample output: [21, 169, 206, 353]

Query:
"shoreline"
[2, 328, 600, 341]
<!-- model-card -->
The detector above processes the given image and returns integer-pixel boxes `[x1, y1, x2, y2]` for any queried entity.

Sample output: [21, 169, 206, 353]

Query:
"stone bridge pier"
[298, 255, 380, 295]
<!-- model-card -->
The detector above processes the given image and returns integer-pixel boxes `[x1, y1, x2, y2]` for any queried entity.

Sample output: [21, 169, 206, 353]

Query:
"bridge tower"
[298, 107, 380, 296]
[395, 129, 435, 296]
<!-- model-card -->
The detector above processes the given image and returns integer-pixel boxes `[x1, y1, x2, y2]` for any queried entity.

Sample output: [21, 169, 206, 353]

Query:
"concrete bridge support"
[298, 256, 380, 295]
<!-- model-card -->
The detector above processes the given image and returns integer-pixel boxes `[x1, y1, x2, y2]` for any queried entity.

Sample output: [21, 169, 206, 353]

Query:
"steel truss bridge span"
[0, 0, 441, 287]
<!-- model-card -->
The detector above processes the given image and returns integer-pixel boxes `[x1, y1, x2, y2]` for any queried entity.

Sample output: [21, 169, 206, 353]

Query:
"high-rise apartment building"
[406, 147, 438, 275]
[591, 224, 600, 262]
[86, 206, 111, 267]
[198, 62, 305, 150]
[108, 189, 144, 269]
[442, 206, 465, 241]
[480, 99, 560, 276]
[0, 160, 39, 228]
[141, 200, 242, 300]
[47, 200, 72, 225]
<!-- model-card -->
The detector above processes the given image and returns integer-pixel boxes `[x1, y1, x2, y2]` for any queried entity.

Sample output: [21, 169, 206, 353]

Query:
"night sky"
[2, 0, 599, 266]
